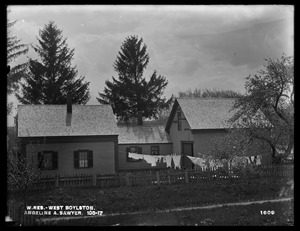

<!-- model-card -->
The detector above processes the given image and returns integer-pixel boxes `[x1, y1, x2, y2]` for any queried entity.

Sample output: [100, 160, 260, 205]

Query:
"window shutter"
[88, 150, 93, 168]
[126, 147, 130, 161]
[52, 152, 58, 170]
[74, 151, 79, 169]
[38, 152, 43, 169]
[138, 147, 142, 154]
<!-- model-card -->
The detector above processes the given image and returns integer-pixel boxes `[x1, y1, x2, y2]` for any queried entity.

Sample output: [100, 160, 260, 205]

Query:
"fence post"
[156, 171, 160, 185]
[125, 173, 132, 187]
[93, 173, 97, 187]
[185, 170, 189, 184]
[55, 174, 60, 187]
[168, 170, 171, 185]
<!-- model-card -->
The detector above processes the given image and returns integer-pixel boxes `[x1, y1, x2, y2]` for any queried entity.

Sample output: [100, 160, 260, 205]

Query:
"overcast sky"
[7, 5, 294, 126]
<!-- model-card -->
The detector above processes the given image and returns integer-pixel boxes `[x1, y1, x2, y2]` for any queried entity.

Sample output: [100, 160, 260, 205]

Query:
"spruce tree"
[7, 10, 29, 115]
[97, 35, 172, 122]
[16, 21, 90, 104]
[7, 19, 29, 95]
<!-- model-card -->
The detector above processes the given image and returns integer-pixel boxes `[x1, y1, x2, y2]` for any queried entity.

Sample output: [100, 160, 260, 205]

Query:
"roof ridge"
[17, 104, 112, 107]
[118, 125, 165, 127]
[177, 97, 236, 100]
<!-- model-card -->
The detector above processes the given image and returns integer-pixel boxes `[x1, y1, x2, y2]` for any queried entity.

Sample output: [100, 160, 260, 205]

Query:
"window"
[38, 151, 58, 170]
[74, 150, 93, 168]
[151, 146, 159, 155]
[126, 146, 143, 162]
[79, 151, 88, 168]
[177, 111, 182, 131]
[44, 152, 53, 169]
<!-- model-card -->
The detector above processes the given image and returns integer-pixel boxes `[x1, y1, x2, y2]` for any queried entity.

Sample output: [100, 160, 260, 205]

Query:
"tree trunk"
[270, 145, 278, 164]
[284, 130, 294, 157]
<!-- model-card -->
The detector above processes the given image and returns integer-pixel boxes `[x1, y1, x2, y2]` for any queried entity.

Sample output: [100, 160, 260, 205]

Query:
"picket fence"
[11, 163, 294, 191]
[6, 164, 293, 226]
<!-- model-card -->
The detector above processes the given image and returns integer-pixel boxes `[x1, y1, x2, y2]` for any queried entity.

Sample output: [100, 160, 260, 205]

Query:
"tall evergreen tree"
[7, 10, 29, 115]
[7, 21, 29, 95]
[16, 21, 90, 104]
[97, 35, 172, 122]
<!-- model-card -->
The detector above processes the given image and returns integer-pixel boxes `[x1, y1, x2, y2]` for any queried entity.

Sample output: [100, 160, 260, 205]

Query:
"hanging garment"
[157, 156, 164, 163]
[246, 157, 251, 164]
[153, 156, 163, 164]
[247, 155, 257, 164]
[256, 155, 262, 165]
[247, 156, 254, 164]
[187, 156, 198, 166]
[157, 155, 166, 163]
[172, 155, 181, 169]
[186, 156, 206, 169]
[128, 152, 144, 160]
[143, 155, 157, 167]
[208, 159, 216, 170]
[164, 155, 173, 168]
[201, 163, 208, 171]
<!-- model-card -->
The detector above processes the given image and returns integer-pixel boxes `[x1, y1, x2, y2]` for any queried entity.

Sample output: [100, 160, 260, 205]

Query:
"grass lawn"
[40, 200, 294, 226]
[7, 177, 293, 226]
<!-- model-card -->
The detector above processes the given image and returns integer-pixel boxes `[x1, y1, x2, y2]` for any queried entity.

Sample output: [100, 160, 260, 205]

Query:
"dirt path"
[38, 197, 293, 224]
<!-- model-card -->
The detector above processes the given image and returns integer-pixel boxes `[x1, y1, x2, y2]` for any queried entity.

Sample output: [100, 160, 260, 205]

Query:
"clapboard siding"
[169, 105, 193, 155]
[26, 141, 116, 175]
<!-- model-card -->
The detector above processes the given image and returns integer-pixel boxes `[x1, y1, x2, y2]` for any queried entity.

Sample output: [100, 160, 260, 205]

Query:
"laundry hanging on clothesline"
[172, 155, 181, 169]
[128, 152, 144, 160]
[128, 152, 177, 167]
[186, 156, 206, 170]
[164, 155, 173, 168]
[187, 154, 262, 171]
[128, 152, 262, 170]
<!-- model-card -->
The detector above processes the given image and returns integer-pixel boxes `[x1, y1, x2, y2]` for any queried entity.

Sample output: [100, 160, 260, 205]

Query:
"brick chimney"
[67, 94, 72, 114]
[137, 110, 143, 125]
[66, 94, 72, 126]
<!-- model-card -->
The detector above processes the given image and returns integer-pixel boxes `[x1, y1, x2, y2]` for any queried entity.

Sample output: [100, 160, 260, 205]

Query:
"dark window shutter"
[38, 152, 43, 170]
[52, 152, 58, 170]
[126, 147, 130, 161]
[74, 151, 79, 169]
[138, 147, 142, 154]
[88, 150, 93, 168]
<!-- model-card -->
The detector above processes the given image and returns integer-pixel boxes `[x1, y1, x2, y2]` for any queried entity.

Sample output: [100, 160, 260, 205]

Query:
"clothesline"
[127, 152, 262, 170]
[128, 152, 181, 168]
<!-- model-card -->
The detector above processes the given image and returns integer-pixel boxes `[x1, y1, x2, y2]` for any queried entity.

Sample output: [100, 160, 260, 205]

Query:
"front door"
[181, 142, 194, 169]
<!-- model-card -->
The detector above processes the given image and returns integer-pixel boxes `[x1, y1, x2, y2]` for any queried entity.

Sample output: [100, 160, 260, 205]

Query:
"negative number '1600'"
[260, 210, 275, 215]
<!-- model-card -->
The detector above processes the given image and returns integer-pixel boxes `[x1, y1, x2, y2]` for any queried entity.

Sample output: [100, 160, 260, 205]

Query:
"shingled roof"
[166, 98, 237, 132]
[17, 105, 119, 137]
[118, 125, 172, 144]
